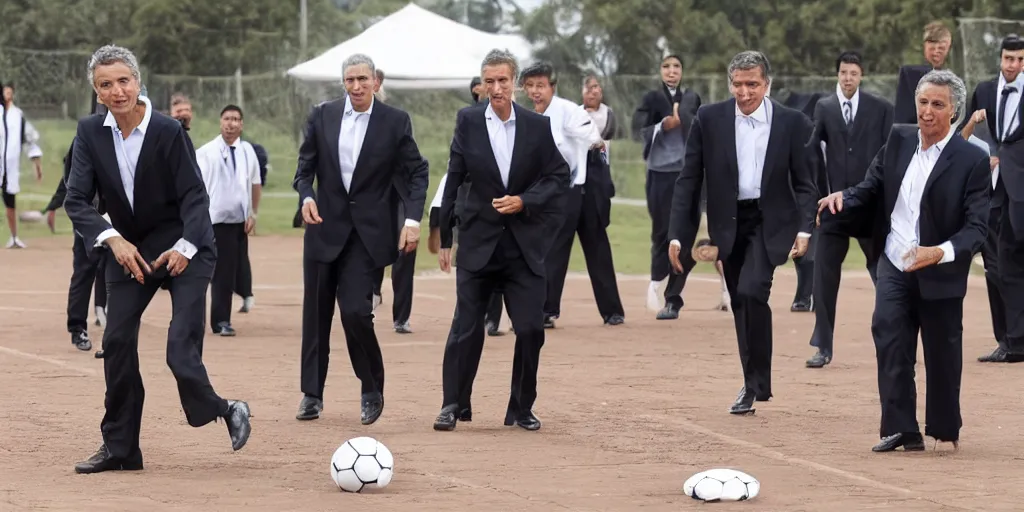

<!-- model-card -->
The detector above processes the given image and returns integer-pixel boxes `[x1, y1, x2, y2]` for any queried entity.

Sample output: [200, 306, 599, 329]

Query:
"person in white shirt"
[195, 105, 261, 336]
[819, 69, 989, 452]
[1, 82, 44, 248]
[520, 63, 625, 327]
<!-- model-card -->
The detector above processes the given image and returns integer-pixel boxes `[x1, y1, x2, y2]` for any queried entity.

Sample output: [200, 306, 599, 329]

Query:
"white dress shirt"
[95, 96, 197, 259]
[542, 95, 604, 186]
[883, 128, 957, 271]
[836, 83, 860, 125]
[993, 73, 1023, 188]
[430, 171, 448, 210]
[485, 102, 516, 188]
[197, 135, 260, 224]
[735, 98, 772, 200]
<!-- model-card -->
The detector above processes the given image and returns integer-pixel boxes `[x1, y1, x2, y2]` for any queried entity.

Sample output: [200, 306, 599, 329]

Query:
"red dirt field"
[1, 235, 1021, 512]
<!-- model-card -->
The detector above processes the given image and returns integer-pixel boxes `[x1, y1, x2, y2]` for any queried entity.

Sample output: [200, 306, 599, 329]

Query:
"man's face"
[92, 62, 141, 116]
[171, 101, 193, 128]
[660, 57, 682, 88]
[582, 78, 602, 107]
[343, 63, 374, 111]
[523, 75, 554, 112]
[2, 86, 13, 103]
[220, 109, 243, 142]
[925, 37, 951, 68]
[916, 82, 954, 140]
[482, 63, 515, 112]
[730, 67, 769, 116]
[1001, 49, 1024, 83]
[837, 62, 863, 98]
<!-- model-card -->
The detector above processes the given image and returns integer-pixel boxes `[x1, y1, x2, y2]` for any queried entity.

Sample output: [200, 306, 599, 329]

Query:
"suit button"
[350, 200, 356, 205]
[848, 148, 853, 153]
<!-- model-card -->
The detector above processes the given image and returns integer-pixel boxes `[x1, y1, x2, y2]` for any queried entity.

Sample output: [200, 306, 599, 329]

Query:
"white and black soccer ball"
[330, 436, 394, 493]
[683, 468, 760, 501]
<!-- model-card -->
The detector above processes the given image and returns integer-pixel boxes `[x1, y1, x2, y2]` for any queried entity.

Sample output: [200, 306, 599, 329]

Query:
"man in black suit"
[805, 51, 893, 368]
[65, 45, 251, 474]
[667, 51, 817, 415]
[433, 48, 569, 432]
[633, 54, 703, 320]
[293, 54, 429, 424]
[959, 35, 1024, 363]
[819, 70, 989, 452]
[894, 21, 952, 125]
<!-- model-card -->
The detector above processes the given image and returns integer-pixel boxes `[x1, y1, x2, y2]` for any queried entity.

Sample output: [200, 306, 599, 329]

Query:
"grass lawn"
[12, 118, 878, 276]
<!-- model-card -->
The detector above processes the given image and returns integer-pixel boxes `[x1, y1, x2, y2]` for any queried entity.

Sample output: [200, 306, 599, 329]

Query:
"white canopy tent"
[286, 3, 533, 89]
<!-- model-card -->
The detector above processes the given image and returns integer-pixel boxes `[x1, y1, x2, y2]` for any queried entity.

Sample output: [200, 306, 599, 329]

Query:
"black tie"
[997, 85, 1016, 143]
[229, 145, 237, 171]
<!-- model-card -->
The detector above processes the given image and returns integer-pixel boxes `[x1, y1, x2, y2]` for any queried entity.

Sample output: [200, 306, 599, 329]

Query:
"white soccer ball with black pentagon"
[330, 436, 394, 493]
[683, 468, 760, 501]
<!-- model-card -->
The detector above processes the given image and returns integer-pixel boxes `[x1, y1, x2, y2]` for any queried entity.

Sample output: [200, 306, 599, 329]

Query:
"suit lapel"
[133, 127, 160, 207]
[922, 137, 959, 198]
[95, 125, 133, 214]
[505, 103, 527, 191]
[848, 97, 868, 140]
[759, 100, 784, 191]
[349, 105, 381, 193]
[724, 100, 740, 195]
[889, 131, 917, 212]
[324, 101, 344, 186]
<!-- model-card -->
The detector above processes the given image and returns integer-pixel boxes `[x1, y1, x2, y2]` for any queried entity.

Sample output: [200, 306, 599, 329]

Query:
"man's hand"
[106, 236, 152, 284]
[438, 248, 452, 273]
[816, 192, 844, 226]
[668, 242, 683, 273]
[244, 216, 256, 234]
[492, 195, 524, 214]
[428, 227, 441, 254]
[46, 209, 56, 233]
[662, 102, 681, 131]
[903, 246, 944, 272]
[991, 156, 999, 171]
[398, 225, 420, 254]
[152, 249, 190, 277]
[301, 200, 322, 224]
[33, 158, 42, 181]
[790, 236, 809, 259]
[970, 108, 986, 125]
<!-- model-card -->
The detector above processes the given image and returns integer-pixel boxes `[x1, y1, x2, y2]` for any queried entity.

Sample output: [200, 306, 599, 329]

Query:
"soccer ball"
[330, 436, 394, 493]
[683, 468, 760, 501]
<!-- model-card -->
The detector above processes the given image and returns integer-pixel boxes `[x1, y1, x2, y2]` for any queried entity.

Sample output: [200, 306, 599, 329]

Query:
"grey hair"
[87, 45, 141, 86]
[481, 48, 519, 82]
[727, 51, 772, 84]
[915, 69, 967, 122]
[342, 53, 376, 77]
[581, 74, 600, 91]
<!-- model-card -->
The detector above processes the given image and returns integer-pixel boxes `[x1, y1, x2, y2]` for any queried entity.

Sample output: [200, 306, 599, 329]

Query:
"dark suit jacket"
[64, 111, 215, 271]
[814, 91, 895, 193]
[440, 102, 570, 276]
[632, 83, 701, 160]
[894, 64, 932, 124]
[842, 125, 989, 299]
[668, 98, 819, 267]
[293, 98, 429, 268]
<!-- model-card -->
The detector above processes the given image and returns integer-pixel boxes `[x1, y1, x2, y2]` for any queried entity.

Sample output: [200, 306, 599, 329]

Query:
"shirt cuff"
[669, 239, 681, 248]
[96, 228, 120, 248]
[938, 241, 955, 264]
[797, 232, 811, 238]
[173, 238, 198, 260]
[302, 196, 315, 205]
[404, 218, 420, 228]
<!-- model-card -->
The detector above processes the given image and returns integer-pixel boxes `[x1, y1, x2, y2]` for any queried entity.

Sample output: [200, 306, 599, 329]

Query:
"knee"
[734, 282, 770, 305]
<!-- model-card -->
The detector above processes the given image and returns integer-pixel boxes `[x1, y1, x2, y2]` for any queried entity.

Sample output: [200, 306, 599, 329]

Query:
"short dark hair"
[376, 68, 385, 82]
[835, 51, 863, 72]
[662, 54, 684, 69]
[519, 62, 556, 87]
[170, 92, 190, 106]
[1001, 34, 1024, 52]
[220, 104, 243, 119]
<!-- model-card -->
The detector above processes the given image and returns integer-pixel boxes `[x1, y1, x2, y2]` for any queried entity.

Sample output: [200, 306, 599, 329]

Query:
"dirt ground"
[1, 235, 1021, 512]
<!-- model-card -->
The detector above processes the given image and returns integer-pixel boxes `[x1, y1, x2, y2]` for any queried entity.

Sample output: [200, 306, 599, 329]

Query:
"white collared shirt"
[197, 134, 260, 224]
[836, 83, 860, 124]
[884, 128, 957, 271]
[735, 98, 772, 200]
[430, 171, 448, 210]
[338, 95, 373, 193]
[541, 96, 603, 186]
[993, 72, 1024, 188]
[94, 96, 197, 259]
[485, 102, 516, 188]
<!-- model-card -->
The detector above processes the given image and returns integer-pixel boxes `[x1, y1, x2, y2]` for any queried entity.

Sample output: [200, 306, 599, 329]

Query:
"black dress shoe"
[486, 322, 504, 336]
[806, 350, 832, 368]
[604, 314, 625, 326]
[74, 445, 143, 474]
[394, 321, 412, 334]
[872, 432, 925, 452]
[977, 347, 1024, 363]
[71, 331, 92, 351]
[94, 350, 104, 359]
[791, 298, 814, 312]
[361, 393, 383, 425]
[458, 406, 472, 422]
[224, 400, 252, 451]
[543, 315, 556, 329]
[296, 395, 323, 420]
[503, 411, 542, 431]
[656, 305, 679, 320]
[729, 388, 756, 415]
[214, 322, 236, 337]
[433, 404, 459, 431]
